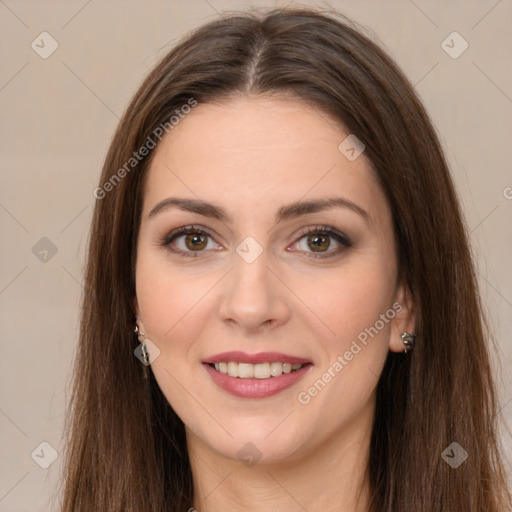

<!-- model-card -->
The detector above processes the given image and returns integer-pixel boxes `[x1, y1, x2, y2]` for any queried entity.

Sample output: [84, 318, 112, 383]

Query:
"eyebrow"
[147, 196, 371, 225]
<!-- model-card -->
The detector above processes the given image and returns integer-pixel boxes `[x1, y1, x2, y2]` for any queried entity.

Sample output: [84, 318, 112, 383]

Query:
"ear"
[132, 297, 147, 335]
[388, 279, 416, 353]
[133, 296, 140, 320]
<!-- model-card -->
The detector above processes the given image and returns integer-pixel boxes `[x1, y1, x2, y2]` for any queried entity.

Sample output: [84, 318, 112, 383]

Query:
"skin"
[134, 96, 415, 512]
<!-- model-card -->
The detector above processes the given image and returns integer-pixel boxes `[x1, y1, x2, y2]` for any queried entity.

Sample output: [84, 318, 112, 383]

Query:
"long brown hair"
[59, 7, 511, 511]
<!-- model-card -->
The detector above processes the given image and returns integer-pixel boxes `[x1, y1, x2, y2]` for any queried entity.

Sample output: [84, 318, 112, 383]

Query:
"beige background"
[1, 0, 511, 510]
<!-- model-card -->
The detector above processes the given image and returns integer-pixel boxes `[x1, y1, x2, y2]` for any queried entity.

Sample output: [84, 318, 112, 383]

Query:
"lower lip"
[203, 363, 312, 399]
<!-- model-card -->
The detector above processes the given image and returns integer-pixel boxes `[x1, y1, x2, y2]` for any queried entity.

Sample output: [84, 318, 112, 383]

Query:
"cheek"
[135, 250, 212, 349]
[296, 257, 396, 344]
[292, 276, 391, 419]
[292, 254, 396, 404]
[135, 256, 214, 423]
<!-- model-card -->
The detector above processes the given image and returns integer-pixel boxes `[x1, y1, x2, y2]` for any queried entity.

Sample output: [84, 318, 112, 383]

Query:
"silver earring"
[134, 324, 145, 342]
[401, 332, 416, 354]
[134, 323, 150, 378]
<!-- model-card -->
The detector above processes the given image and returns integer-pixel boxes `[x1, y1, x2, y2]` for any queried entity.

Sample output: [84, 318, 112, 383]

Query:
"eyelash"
[159, 224, 352, 259]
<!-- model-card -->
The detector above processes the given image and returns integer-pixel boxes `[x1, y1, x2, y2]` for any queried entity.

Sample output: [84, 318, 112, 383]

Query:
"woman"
[60, 7, 511, 511]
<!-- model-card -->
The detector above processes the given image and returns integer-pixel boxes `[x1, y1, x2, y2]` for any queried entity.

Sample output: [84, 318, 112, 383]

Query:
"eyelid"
[159, 224, 352, 258]
[288, 225, 352, 259]
[292, 225, 352, 246]
[161, 224, 213, 244]
[159, 224, 220, 258]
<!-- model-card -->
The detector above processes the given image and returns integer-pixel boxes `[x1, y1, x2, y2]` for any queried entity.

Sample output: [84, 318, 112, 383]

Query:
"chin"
[188, 417, 313, 467]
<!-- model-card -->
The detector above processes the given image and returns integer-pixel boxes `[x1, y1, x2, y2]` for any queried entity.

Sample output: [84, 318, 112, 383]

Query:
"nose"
[218, 248, 291, 334]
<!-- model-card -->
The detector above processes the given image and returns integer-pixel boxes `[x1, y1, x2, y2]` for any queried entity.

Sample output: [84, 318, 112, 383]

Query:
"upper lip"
[203, 351, 312, 365]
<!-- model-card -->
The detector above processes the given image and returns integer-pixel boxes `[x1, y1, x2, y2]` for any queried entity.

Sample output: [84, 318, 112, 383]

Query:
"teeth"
[238, 363, 254, 378]
[253, 363, 270, 379]
[227, 362, 238, 377]
[270, 362, 283, 377]
[212, 361, 305, 379]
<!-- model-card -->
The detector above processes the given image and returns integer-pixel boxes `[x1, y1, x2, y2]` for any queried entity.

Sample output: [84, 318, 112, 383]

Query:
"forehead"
[142, 96, 387, 225]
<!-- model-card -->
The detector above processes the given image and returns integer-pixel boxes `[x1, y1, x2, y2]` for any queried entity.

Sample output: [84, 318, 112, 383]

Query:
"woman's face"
[134, 96, 414, 464]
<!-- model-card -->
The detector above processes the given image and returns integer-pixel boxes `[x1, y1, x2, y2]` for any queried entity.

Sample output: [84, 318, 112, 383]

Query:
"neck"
[187, 395, 375, 512]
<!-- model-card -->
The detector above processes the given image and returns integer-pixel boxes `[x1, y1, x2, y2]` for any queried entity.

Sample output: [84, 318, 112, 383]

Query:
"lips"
[211, 361, 304, 379]
[203, 351, 311, 365]
[202, 351, 313, 399]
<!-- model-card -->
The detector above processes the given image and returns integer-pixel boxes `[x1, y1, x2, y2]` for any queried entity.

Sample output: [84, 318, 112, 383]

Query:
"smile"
[209, 361, 304, 379]
[202, 352, 313, 399]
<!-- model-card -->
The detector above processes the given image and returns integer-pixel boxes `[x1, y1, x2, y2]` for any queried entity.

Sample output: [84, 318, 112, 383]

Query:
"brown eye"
[290, 226, 352, 259]
[307, 234, 330, 252]
[185, 233, 208, 251]
[161, 225, 222, 258]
